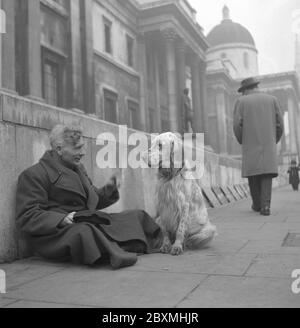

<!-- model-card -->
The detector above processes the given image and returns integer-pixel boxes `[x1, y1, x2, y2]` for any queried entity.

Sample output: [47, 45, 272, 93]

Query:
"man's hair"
[50, 124, 83, 149]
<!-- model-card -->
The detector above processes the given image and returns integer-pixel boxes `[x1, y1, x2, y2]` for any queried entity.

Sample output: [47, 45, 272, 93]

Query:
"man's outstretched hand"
[59, 212, 76, 228]
[108, 172, 122, 190]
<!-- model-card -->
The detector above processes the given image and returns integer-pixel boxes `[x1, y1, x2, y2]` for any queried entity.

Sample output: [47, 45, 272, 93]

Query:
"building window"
[244, 52, 249, 69]
[104, 18, 112, 54]
[104, 89, 118, 123]
[44, 60, 59, 106]
[42, 48, 65, 107]
[128, 100, 140, 130]
[126, 35, 134, 67]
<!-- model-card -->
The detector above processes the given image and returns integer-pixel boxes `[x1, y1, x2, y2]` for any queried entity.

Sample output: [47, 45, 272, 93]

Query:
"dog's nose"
[147, 151, 153, 168]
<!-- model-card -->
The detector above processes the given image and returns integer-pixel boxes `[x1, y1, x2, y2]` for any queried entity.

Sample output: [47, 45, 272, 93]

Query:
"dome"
[207, 6, 256, 47]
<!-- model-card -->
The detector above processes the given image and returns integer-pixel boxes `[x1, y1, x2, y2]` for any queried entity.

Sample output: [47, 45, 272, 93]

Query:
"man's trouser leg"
[260, 174, 273, 208]
[248, 175, 261, 210]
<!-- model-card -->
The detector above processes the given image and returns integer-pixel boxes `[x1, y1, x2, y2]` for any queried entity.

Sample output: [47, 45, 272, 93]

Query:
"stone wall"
[94, 54, 140, 123]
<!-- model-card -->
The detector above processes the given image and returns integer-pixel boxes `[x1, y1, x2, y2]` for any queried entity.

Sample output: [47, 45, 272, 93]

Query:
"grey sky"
[189, 0, 300, 75]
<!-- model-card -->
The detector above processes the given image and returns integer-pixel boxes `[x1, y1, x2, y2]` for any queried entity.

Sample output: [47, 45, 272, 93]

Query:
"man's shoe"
[260, 207, 270, 216]
[252, 205, 261, 212]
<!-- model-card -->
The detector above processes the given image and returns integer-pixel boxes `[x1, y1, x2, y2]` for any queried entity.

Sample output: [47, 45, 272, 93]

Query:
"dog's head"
[143, 132, 185, 180]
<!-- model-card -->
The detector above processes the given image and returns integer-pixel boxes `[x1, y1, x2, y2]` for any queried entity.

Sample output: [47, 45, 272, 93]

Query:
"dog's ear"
[171, 138, 185, 170]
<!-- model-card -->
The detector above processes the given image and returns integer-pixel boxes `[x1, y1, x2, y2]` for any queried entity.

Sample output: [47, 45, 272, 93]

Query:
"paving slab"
[245, 254, 300, 278]
[203, 237, 249, 255]
[178, 276, 300, 308]
[286, 216, 300, 223]
[260, 222, 300, 230]
[214, 221, 265, 230]
[126, 253, 256, 277]
[126, 252, 223, 274]
[0, 297, 18, 308]
[3, 300, 93, 308]
[239, 239, 300, 255]
[211, 253, 257, 276]
[6, 267, 207, 308]
[0, 262, 67, 290]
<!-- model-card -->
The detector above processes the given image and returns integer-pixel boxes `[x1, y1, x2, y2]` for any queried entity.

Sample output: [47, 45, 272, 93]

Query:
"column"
[67, 0, 83, 109]
[162, 28, 178, 132]
[288, 92, 300, 159]
[280, 115, 288, 154]
[199, 59, 210, 145]
[0, 0, 3, 89]
[216, 87, 228, 154]
[288, 93, 297, 154]
[191, 54, 202, 133]
[137, 33, 148, 132]
[176, 39, 186, 134]
[1, 0, 15, 91]
[154, 51, 162, 132]
[15, 0, 42, 98]
[293, 104, 300, 161]
[80, 0, 95, 114]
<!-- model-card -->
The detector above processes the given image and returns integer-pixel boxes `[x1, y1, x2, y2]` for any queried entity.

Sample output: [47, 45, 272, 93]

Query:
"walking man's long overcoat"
[233, 92, 284, 178]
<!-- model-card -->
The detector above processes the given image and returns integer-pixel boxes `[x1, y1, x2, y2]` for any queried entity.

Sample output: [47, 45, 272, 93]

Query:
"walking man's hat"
[238, 77, 260, 93]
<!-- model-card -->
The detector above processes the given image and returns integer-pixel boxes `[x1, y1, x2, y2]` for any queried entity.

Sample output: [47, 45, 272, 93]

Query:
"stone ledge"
[0, 91, 140, 142]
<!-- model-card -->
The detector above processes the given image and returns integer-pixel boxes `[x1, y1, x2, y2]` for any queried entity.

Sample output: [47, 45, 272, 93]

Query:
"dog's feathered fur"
[146, 133, 217, 255]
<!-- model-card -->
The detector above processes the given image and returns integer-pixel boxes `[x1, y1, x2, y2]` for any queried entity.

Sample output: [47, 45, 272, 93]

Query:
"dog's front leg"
[171, 200, 189, 256]
[160, 227, 172, 254]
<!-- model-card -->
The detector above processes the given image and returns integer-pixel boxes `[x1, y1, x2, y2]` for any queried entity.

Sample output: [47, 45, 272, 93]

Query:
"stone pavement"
[1, 186, 300, 308]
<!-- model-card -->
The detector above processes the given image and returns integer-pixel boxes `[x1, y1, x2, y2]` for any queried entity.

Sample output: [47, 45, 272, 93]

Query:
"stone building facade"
[1, 0, 210, 136]
[206, 6, 300, 162]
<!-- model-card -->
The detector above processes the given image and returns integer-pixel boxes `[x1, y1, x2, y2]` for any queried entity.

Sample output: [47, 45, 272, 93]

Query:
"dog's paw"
[170, 244, 183, 256]
[160, 241, 171, 254]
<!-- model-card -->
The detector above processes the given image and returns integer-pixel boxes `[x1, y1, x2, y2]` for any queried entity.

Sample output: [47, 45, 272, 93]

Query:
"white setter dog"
[144, 132, 217, 256]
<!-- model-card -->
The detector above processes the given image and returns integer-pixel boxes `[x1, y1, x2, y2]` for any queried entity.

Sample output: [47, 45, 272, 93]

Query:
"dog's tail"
[186, 222, 217, 250]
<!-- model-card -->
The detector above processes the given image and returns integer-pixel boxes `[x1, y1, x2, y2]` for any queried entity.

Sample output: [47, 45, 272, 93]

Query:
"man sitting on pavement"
[16, 124, 162, 270]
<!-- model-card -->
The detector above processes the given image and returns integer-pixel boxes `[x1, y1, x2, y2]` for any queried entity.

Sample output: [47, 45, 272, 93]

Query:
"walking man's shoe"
[252, 205, 261, 212]
[260, 206, 270, 216]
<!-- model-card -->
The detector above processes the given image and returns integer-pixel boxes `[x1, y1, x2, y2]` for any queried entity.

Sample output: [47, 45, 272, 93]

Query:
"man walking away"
[233, 77, 284, 216]
[287, 159, 300, 191]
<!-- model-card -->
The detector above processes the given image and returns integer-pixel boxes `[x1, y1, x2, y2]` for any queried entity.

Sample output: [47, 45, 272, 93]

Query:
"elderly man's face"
[58, 138, 86, 168]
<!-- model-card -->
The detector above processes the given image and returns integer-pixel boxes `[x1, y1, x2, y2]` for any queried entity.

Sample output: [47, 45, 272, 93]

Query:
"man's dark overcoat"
[233, 91, 284, 178]
[288, 166, 300, 186]
[16, 151, 161, 265]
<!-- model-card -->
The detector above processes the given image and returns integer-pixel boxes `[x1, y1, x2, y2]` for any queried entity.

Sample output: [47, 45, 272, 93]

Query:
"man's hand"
[108, 172, 121, 189]
[59, 212, 76, 228]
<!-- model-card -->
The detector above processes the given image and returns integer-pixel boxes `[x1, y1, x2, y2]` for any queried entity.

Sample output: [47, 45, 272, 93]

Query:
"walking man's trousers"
[248, 174, 273, 210]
